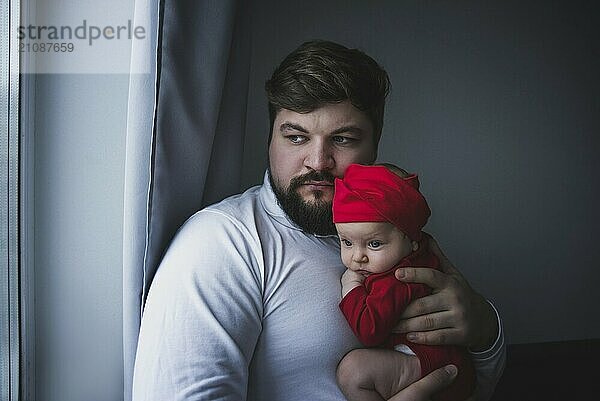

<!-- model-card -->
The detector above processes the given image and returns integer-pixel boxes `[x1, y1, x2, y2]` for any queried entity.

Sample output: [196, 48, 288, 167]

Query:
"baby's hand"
[341, 269, 365, 298]
[342, 269, 364, 285]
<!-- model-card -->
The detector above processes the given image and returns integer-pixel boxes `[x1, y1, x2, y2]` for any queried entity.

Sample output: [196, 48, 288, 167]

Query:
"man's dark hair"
[265, 40, 390, 145]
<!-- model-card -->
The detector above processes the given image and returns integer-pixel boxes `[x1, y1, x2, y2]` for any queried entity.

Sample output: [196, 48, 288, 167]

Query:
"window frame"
[1, 0, 32, 400]
[1, 0, 21, 397]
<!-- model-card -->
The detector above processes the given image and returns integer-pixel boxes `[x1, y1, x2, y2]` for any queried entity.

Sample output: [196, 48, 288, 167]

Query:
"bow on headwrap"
[332, 164, 431, 241]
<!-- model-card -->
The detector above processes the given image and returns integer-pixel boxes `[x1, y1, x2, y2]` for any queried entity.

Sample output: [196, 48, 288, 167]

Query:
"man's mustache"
[289, 171, 335, 190]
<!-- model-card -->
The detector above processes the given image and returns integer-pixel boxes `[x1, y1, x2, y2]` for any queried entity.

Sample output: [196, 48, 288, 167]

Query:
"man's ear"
[411, 241, 419, 252]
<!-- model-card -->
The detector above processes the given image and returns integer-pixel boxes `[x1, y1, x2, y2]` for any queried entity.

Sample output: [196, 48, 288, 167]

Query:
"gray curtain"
[122, 0, 251, 399]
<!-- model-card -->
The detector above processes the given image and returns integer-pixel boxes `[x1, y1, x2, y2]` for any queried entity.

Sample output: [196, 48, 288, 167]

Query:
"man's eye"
[286, 135, 307, 144]
[368, 241, 382, 249]
[332, 136, 354, 145]
[341, 239, 352, 247]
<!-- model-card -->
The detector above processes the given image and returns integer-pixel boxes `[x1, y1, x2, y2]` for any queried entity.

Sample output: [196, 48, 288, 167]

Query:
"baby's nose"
[352, 250, 368, 264]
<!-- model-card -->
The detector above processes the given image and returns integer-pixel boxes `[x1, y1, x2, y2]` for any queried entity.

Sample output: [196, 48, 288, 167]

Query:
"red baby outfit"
[334, 164, 475, 401]
[339, 237, 475, 401]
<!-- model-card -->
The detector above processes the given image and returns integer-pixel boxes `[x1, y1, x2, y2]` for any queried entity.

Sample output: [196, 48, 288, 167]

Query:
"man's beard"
[268, 168, 337, 236]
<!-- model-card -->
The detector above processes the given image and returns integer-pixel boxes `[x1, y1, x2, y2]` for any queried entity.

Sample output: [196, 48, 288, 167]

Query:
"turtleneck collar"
[258, 171, 338, 239]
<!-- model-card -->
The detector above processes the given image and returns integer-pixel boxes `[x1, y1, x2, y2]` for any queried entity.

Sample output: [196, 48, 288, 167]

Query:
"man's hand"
[340, 269, 365, 298]
[393, 235, 498, 351]
[387, 365, 458, 401]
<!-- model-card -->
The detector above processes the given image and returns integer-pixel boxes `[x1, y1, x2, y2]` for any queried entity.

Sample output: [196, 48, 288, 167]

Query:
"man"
[132, 40, 505, 401]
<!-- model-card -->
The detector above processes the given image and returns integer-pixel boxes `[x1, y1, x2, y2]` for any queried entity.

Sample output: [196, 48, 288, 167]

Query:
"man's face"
[268, 100, 377, 235]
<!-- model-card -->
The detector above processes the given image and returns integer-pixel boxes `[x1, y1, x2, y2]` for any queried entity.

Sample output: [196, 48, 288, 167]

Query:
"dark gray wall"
[243, 0, 600, 344]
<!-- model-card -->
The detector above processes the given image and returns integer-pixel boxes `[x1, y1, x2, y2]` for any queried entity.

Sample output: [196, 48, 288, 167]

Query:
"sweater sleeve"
[470, 300, 507, 401]
[339, 274, 429, 346]
[132, 210, 263, 401]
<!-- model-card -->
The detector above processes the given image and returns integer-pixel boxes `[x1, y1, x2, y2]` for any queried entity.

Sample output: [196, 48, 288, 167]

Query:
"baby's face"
[336, 221, 417, 276]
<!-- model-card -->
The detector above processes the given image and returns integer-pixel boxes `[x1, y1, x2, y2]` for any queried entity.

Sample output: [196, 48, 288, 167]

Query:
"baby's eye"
[368, 240, 382, 249]
[341, 239, 352, 247]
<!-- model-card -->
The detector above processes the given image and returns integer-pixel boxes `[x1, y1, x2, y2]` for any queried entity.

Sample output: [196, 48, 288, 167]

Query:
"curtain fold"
[123, 1, 251, 399]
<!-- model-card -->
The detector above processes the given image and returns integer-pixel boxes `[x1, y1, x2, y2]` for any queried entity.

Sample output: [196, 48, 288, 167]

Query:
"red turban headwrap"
[332, 164, 431, 241]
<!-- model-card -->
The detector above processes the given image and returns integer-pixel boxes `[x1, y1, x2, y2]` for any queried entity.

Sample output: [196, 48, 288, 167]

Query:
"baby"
[333, 163, 475, 401]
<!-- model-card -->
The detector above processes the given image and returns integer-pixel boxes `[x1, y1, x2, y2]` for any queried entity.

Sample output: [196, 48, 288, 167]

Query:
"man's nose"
[304, 140, 334, 171]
